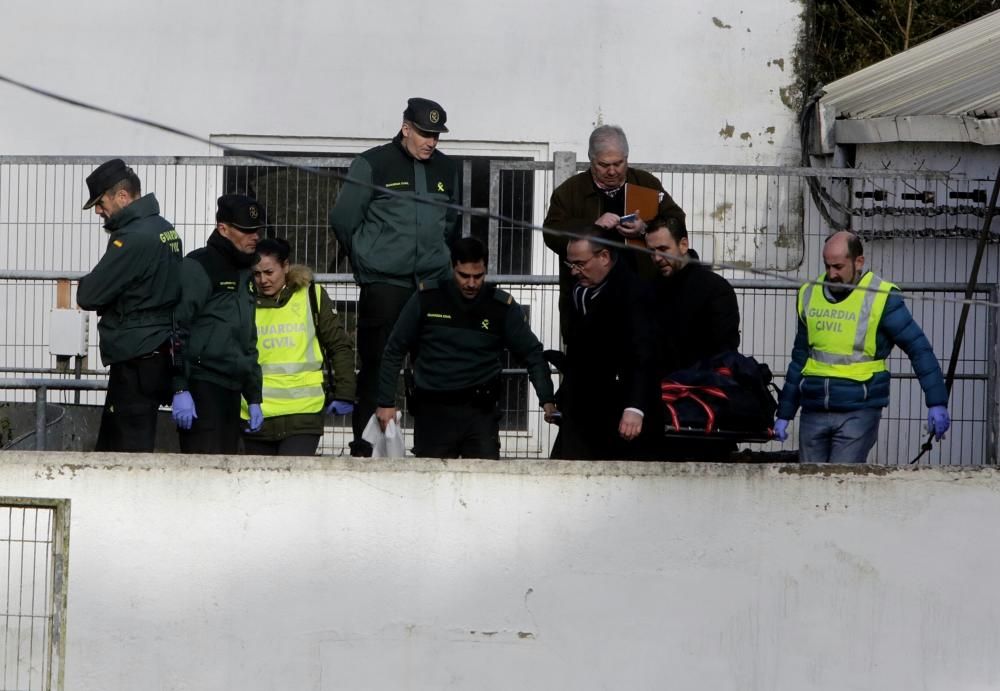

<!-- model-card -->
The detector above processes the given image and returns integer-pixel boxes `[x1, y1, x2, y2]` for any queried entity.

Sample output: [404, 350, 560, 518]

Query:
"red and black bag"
[660, 351, 778, 441]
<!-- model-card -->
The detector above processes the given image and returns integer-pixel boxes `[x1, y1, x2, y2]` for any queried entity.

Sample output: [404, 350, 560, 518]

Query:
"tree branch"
[904, 0, 914, 50]
[837, 0, 895, 56]
[912, 0, 988, 42]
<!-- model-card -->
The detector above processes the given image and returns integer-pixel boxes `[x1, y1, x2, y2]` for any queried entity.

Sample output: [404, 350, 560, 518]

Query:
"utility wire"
[1, 71, 998, 309]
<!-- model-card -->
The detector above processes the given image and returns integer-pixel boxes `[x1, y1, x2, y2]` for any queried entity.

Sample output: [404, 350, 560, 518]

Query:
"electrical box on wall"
[49, 309, 90, 357]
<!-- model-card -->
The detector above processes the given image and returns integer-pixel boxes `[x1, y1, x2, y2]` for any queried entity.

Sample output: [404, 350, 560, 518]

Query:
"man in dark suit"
[551, 227, 657, 460]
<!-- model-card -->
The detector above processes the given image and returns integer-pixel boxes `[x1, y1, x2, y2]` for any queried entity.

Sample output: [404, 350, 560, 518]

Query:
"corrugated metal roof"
[817, 10, 1000, 149]
[821, 9, 1000, 119]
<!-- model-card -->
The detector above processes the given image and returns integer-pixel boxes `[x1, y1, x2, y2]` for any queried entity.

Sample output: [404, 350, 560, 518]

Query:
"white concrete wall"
[0, 0, 802, 165]
[2, 452, 999, 691]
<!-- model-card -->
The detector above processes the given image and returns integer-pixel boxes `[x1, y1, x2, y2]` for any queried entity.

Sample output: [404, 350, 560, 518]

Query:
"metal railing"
[0, 379, 107, 451]
[0, 272, 993, 464]
[0, 497, 70, 691]
[1, 155, 997, 464]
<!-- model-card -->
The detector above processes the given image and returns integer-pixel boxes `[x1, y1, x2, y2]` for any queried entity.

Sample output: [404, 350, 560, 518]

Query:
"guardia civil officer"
[171, 194, 264, 454]
[330, 97, 460, 457]
[774, 231, 950, 462]
[375, 237, 559, 459]
[77, 158, 183, 452]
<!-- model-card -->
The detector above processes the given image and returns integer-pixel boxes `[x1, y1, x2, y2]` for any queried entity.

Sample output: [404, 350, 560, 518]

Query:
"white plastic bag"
[361, 412, 406, 458]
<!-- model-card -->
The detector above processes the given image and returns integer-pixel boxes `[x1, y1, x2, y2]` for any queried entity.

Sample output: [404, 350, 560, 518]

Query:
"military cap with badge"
[404, 97, 449, 134]
[216, 193, 268, 232]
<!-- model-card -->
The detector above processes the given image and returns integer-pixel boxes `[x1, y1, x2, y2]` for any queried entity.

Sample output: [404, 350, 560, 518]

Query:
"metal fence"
[0, 498, 69, 691]
[1, 155, 997, 464]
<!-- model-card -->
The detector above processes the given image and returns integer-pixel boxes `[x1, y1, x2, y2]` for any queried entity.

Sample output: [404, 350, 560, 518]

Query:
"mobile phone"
[619, 213, 638, 224]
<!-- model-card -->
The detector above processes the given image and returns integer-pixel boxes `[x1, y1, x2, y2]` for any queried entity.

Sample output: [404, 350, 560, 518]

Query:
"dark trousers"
[550, 374, 657, 460]
[95, 352, 171, 453]
[178, 379, 243, 454]
[352, 283, 415, 456]
[243, 435, 320, 457]
[413, 400, 501, 460]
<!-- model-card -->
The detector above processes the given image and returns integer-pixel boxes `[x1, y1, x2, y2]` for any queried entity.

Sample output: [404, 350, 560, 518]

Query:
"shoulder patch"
[493, 288, 514, 305]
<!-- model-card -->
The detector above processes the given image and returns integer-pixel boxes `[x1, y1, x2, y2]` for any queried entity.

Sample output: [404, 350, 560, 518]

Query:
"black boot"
[349, 439, 373, 457]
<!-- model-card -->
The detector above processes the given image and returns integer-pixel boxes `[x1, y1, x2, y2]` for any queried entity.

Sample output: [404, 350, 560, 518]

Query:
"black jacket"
[555, 259, 658, 459]
[173, 231, 263, 403]
[651, 258, 741, 377]
[329, 134, 460, 288]
[377, 280, 554, 406]
[77, 194, 182, 364]
[543, 167, 686, 335]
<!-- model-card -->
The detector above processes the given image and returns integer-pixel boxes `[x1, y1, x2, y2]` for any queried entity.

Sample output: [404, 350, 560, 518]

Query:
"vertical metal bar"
[2, 506, 11, 690]
[552, 151, 576, 190]
[462, 159, 472, 238]
[26, 508, 39, 689]
[989, 284, 999, 465]
[14, 509, 25, 691]
[487, 160, 500, 275]
[48, 500, 70, 691]
[34, 385, 47, 451]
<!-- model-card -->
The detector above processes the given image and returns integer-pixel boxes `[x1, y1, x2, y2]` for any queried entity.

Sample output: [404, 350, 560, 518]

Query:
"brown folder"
[623, 183, 661, 221]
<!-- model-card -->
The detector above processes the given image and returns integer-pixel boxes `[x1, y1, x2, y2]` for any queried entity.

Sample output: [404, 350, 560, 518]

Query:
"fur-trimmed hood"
[256, 264, 315, 308]
[284, 264, 314, 291]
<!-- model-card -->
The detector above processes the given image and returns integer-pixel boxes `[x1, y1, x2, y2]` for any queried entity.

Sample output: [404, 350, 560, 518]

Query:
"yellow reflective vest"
[798, 271, 896, 382]
[241, 286, 324, 419]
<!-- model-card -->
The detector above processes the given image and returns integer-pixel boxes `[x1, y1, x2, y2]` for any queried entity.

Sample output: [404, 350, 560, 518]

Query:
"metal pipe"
[0, 379, 107, 390]
[34, 385, 47, 451]
[0, 155, 958, 179]
[3, 266, 993, 295]
[990, 284, 1000, 466]
[73, 357, 83, 405]
[0, 367, 106, 376]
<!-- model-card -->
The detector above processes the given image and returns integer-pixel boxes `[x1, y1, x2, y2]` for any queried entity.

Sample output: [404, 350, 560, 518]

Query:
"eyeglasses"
[563, 252, 603, 271]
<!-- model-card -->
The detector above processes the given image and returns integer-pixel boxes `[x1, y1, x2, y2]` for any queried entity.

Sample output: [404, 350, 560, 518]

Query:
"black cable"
[1, 70, 997, 312]
[1, 403, 66, 450]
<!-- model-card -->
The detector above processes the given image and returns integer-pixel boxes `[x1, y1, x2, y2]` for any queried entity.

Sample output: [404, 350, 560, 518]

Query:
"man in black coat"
[551, 227, 658, 460]
[645, 217, 741, 459]
[77, 159, 182, 452]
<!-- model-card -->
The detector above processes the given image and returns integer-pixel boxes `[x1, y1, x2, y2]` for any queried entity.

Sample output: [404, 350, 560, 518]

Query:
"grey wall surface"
[0, 454, 997, 690]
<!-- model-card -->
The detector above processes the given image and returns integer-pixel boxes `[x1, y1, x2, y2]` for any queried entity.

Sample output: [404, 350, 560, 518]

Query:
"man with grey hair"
[544, 125, 686, 334]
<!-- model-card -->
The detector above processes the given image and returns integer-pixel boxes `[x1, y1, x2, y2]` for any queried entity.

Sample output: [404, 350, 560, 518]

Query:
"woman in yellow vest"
[243, 238, 356, 455]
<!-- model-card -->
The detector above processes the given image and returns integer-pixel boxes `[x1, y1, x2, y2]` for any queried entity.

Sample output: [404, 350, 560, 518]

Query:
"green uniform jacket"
[247, 265, 357, 440]
[76, 194, 182, 364]
[377, 280, 555, 407]
[173, 231, 263, 404]
[329, 133, 460, 288]
[543, 168, 686, 334]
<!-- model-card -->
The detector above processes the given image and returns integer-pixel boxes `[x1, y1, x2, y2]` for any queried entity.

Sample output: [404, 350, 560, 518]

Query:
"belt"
[134, 340, 172, 360]
[416, 378, 499, 406]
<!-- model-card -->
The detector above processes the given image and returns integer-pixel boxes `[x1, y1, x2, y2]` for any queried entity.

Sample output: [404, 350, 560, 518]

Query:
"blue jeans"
[798, 408, 882, 463]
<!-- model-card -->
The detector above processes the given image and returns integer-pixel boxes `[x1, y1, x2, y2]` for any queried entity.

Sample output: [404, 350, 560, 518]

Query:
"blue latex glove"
[773, 419, 790, 442]
[927, 405, 950, 441]
[247, 403, 264, 433]
[172, 391, 197, 430]
[325, 399, 354, 416]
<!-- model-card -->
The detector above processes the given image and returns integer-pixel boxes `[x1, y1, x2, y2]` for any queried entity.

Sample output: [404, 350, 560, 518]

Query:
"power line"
[1, 71, 997, 309]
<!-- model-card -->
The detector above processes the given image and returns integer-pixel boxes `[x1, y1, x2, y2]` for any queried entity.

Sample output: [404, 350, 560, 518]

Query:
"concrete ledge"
[4, 450, 998, 480]
[2, 452, 998, 691]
